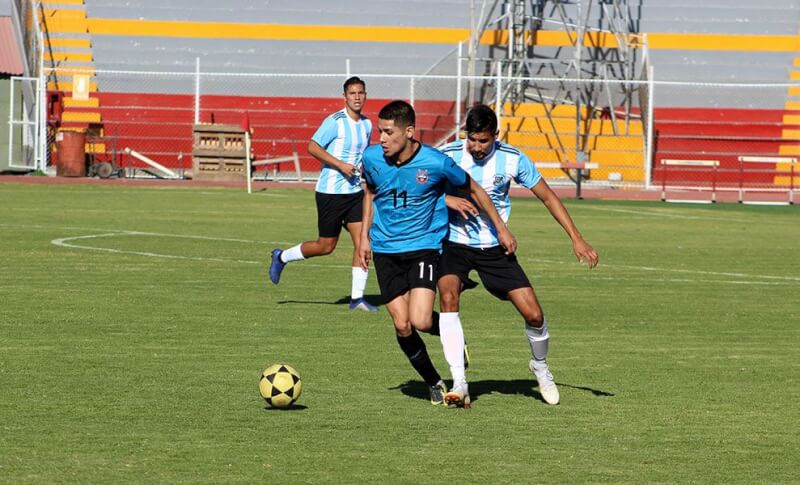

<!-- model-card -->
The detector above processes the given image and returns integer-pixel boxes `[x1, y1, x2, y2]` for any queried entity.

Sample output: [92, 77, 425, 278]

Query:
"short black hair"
[378, 100, 415, 128]
[343, 76, 365, 93]
[465, 104, 498, 134]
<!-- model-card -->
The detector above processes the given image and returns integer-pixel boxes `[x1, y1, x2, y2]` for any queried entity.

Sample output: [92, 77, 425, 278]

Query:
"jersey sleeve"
[311, 116, 338, 149]
[365, 119, 373, 145]
[442, 154, 470, 189]
[515, 152, 542, 189]
[361, 148, 377, 190]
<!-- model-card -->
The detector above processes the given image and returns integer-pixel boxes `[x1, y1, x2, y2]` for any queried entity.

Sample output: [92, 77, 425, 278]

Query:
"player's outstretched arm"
[358, 184, 375, 270]
[467, 178, 517, 254]
[445, 195, 479, 220]
[308, 140, 357, 178]
[531, 179, 599, 269]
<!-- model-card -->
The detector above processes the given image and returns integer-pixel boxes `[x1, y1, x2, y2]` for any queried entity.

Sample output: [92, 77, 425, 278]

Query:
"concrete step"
[64, 97, 99, 108]
[47, 80, 97, 91]
[44, 52, 93, 62]
[62, 111, 101, 123]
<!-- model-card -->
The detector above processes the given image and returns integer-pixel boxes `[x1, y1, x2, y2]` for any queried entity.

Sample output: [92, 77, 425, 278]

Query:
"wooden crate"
[192, 123, 247, 181]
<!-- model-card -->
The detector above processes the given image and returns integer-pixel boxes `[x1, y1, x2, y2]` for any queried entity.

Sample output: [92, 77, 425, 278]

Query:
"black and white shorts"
[439, 240, 531, 300]
[315, 192, 364, 238]
[372, 249, 440, 303]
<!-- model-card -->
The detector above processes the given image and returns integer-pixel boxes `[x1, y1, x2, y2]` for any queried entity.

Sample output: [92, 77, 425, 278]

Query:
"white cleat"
[444, 383, 471, 409]
[529, 359, 560, 405]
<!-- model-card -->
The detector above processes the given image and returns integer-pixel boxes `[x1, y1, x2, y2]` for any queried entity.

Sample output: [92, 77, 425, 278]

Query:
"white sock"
[280, 244, 305, 263]
[525, 318, 549, 372]
[439, 312, 466, 386]
[351, 267, 368, 300]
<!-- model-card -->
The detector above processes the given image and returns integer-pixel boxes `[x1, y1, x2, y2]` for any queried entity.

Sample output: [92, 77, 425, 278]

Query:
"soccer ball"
[259, 364, 303, 408]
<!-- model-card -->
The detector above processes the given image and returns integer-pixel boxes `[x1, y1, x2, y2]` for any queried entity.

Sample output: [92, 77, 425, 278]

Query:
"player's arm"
[358, 182, 375, 270]
[445, 195, 478, 220]
[466, 178, 517, 254]
[530, 179, 599, 269]
[308, 140, 358, 178]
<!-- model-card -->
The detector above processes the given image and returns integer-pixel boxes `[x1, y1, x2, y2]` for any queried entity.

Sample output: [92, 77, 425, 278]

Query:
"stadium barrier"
[36, 66, 800, 200]
[657, 157, 796, 205]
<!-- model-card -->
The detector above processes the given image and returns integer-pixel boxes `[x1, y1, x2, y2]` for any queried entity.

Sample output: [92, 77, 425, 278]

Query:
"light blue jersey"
[311, 109, 372, 194]
[362, 143, 469, 254]
[439, 140, 542, 248]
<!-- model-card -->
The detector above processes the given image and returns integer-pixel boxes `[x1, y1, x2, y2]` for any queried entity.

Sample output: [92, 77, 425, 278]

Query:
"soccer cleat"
[429, 380, 447, 405]
[445, 383, 471, 409]
[529, 359, 560, 405]
[349, 297, 379, 312]
[269, 249, 286, 284]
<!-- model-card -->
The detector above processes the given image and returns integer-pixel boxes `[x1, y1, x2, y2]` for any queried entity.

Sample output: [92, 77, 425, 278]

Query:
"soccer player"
[358, 100, 517, 405]
[437, 104, 599, 408]
[269, 77, 379, 312]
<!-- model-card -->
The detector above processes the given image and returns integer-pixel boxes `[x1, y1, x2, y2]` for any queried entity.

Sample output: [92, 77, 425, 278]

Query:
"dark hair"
[465, 104, 498, 134]
[343, 76, 365, 93]
[378, 100, 415, 128]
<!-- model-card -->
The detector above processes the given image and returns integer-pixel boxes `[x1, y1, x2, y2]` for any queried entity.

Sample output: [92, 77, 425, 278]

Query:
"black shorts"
[439, 240, 531, 300]
[315, 192, 363, 238]
[372, 249, 440, 303]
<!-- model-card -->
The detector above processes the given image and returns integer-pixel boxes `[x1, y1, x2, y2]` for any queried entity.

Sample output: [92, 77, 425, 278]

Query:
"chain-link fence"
[652, 81, 797, 203]
[38, 64, 799, 200]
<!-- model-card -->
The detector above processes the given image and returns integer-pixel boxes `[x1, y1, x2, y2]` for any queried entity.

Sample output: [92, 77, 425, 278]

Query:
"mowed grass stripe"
[0, 183, 797, 483]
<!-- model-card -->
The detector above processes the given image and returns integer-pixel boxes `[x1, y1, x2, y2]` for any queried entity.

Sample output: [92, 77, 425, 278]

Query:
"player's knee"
[439, 290, 460, 313]
[318, 240, 337, 255]
[393, 320, 413, 336]
[410, 315, 432, 332]
[523, 309, 544, 328]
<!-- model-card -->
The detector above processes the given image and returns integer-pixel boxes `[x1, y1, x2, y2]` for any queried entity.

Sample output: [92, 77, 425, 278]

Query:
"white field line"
[46, 229, 800, 285]
[578, 205, 749, 222]
[50, 231, 352, 269]
[522, 257, 800, 283]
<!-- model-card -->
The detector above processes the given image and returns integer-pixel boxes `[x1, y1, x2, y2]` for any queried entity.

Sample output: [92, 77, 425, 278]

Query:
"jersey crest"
[416, 169, 429, 184]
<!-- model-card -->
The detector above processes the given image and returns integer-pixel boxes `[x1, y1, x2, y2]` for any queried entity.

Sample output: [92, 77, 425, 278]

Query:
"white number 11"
[418, 262, 434, 281]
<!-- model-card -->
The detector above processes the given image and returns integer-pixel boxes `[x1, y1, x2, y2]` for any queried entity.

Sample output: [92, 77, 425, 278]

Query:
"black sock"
[396, 329, 441, 386]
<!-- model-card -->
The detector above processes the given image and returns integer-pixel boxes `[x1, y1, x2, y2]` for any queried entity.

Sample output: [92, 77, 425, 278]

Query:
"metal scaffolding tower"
[466, 0, 648, 166]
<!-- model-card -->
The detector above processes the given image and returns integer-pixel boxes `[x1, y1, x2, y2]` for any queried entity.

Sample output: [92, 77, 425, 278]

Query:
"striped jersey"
[439, 139, 542, 248]
[311, 108, 372, 194]
[362, 143, 470, 254]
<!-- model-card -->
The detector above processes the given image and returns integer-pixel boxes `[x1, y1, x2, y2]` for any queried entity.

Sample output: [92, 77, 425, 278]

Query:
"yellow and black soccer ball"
[259, 364, 302, 408]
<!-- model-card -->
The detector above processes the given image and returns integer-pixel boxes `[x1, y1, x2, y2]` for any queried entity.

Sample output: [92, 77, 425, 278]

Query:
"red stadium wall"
[57, 92, 456, 173]
[55, 90, 798, 188]
[652, 108, 797, 188]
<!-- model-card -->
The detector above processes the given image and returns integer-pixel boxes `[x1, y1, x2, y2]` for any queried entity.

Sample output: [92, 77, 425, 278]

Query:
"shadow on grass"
[277, 294, 382, 307]
[390, 379, 614, 405]
[263, 404, 308, 412]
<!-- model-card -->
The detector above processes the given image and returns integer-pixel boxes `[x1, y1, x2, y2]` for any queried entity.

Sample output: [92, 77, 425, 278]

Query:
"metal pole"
[456, 41, 463, 137]
[7, 79, 13, 166]
[645, 64, 655, 190]
[246, 131, 252, 194]
[409, 77, 415, 107]
[496, 61, 503, 138]
[346, 58, 351, 78]
[194, 57, 201, 124]
[39, 32, 47, 172]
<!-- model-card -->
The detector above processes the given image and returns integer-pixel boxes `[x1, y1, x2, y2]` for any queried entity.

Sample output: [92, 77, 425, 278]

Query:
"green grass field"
[1, 182, 798, 483]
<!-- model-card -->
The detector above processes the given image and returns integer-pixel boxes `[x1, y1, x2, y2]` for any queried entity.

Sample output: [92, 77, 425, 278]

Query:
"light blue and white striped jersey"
[439, 139, 542, 248]
[311, 109, 373, 194]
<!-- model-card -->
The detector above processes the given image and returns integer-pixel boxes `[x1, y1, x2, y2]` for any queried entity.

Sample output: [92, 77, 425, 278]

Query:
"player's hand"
[339, 162, 358, 179]
[497, 227, 517, 255]
[445, 195, 479, 219]
[358, 238, 372, 270]
[573, 238, 599, 269]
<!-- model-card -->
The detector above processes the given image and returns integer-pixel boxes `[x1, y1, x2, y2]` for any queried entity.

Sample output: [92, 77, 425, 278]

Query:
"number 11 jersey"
[362, 143, 469, 254]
